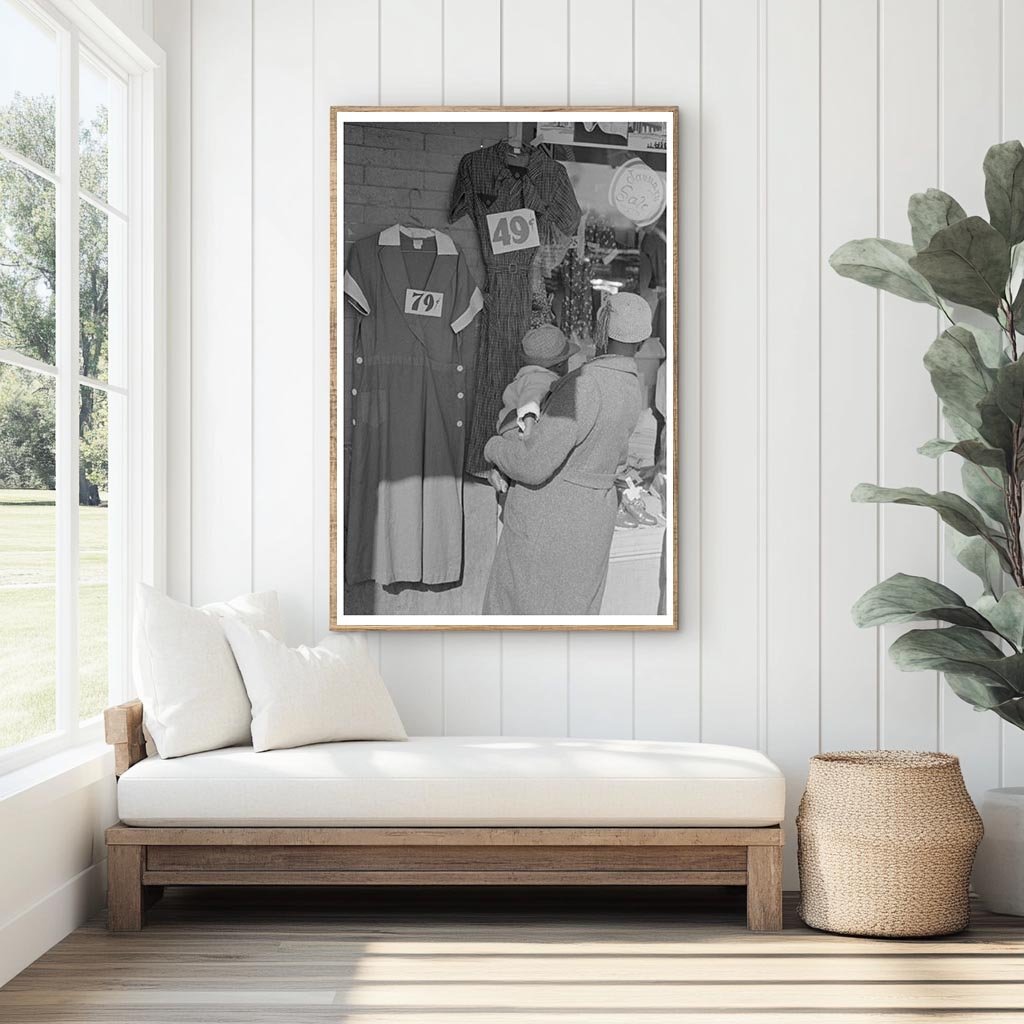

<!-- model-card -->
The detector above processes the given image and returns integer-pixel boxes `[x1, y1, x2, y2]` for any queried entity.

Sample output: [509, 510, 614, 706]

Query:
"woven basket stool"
[797, 751, 983, 937]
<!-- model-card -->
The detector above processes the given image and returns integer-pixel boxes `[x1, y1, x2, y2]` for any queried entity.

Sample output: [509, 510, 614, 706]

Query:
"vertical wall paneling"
[443, 638, 501, 735]
[153, 0, 190, 604]
[877, 0, 941, 751]
[380, 0, 443, 105]
[440, 0, 503, 733]
[189, 0, 253, 605]
[1001, 0, 1024, 786]
[568, 0, 632, 104]
[819, 0, 879, 753]
[631, 0, 701, 742]
[442, 0, 501, 105]
[938, 0, 1002, 795]
[312, 0, 380, 648]
[698, 0, 761, 749]
[501, 633, 569, 736]
[764, 0, 821, 881]
[252, 0, 315, 645]
[379, 634, 445, 734]
[500, 0, 568, 104]
[568, 634, 635, 739]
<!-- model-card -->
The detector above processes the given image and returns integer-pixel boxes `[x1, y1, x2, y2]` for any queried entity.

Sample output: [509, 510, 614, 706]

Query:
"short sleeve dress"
[343, 225, 484, 587]
[449, 141, 581, 474]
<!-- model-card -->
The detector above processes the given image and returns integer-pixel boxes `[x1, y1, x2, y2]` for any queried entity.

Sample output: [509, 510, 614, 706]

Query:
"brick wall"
[342, 121, 504, 288]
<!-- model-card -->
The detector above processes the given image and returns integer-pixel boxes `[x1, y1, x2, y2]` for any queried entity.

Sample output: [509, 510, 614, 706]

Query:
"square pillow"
[222, 621, 407, 752]
[133, 584, 283, 758]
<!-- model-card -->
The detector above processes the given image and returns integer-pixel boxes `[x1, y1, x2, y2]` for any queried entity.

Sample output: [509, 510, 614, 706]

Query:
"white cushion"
[133, 585, 283, 759]
[223, 622, 407, 752]
[116, 736, 786, 827]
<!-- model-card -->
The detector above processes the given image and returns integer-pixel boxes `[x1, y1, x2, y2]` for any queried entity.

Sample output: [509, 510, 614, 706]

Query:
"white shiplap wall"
[153, 0, 1024, 882]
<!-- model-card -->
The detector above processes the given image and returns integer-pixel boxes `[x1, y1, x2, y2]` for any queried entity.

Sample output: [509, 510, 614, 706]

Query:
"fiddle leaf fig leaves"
[908, 188, 968, 251]
[962, 461, 1009, 527]
[944, 671, 1024, 713]
[993, 357, 1024, 423]
[834, 141, 1024, 732]
[909, 217, 1010, 314]
[942, 407, 983, 442]
[852, 573, 994, 631]
[977, 589, 1024, 650]
[977, 391, 1016, 459]
[888, 627, 1024, 699]
[923, 325, 997, 427]
[918, 437, 1007, 471]
[984, 140, 1024, 246]
[829, 238, 943, 307]
[1008, 241, 1024, 308]
[851, 483, 1013, 576]
[951, 533, 1003, 597]
[968, 322, 1011, 368]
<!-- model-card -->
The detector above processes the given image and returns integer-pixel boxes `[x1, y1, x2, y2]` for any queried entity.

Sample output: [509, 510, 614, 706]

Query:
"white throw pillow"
[223, 622, 407, 752]
[133, 584, 283, 758]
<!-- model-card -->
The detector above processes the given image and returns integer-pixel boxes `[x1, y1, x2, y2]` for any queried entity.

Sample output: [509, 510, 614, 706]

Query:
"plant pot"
[797, 751, 983, 937]
[973, 787, 1024, 916]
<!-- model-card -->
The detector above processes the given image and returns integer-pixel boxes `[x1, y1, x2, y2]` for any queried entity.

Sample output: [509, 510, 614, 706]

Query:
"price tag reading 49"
[404, 288, 444, 317]
[486, 208, 540, 255]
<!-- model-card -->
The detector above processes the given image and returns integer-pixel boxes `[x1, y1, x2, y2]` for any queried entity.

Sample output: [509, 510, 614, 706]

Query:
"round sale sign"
[608, 158, 666, 226]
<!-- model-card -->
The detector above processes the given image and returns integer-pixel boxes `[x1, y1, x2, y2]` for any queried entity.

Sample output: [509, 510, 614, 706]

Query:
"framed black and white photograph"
[330, 108, 678, 630]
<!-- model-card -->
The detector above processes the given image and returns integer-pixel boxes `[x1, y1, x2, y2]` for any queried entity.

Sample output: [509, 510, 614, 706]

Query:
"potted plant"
[832, 140, 1024, 914]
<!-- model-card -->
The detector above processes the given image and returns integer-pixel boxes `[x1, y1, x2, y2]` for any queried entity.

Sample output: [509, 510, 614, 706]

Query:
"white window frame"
[0, 0, 164, 775]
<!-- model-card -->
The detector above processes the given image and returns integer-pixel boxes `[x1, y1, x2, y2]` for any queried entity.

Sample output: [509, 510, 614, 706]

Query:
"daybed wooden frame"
[104, 700, 784, 932]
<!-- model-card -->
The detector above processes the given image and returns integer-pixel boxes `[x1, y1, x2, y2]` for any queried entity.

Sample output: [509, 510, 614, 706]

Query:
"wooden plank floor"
[3, 885, 1024, 1022]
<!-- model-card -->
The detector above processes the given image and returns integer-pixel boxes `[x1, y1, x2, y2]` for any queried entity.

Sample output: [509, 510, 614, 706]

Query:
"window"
[0, 0, 160, 771]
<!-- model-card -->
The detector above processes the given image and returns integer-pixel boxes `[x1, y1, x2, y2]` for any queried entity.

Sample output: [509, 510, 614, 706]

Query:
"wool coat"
[482, 355, 643, 615]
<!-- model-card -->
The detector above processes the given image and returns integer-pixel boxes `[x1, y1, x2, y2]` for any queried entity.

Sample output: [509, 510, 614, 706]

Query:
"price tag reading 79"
[485, 208, 540, 255]
[403, 288, 444, 317]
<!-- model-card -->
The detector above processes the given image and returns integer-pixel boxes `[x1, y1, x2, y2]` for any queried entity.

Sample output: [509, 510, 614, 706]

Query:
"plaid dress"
[450, 141, 581, 474]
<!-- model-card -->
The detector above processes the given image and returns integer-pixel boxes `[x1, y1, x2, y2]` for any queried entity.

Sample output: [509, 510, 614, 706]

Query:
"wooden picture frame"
[330, 108, 679, 631]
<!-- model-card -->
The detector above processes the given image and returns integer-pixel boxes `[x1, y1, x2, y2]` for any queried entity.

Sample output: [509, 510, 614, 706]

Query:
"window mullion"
[55, 24, 81, 735]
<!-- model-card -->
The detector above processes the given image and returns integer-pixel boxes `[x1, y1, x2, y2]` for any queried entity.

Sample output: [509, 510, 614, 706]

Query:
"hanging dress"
[343, 225, 484, 587]
[449, 141, 581, 475]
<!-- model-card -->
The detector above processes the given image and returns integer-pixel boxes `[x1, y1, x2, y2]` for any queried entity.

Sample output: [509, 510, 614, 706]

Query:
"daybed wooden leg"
[746, 845, 783, 932]
[107, 845, 145, 932]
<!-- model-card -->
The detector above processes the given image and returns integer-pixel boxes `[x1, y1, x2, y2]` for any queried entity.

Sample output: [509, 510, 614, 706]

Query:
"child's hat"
[522, 325, 580, 368]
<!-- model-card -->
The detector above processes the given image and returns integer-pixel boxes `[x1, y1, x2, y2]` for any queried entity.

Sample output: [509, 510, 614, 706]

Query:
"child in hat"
[495, 324, 580, 438]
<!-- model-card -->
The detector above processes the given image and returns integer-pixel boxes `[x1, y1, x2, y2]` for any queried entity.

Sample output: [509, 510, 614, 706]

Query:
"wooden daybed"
[104, 700, 785, 932]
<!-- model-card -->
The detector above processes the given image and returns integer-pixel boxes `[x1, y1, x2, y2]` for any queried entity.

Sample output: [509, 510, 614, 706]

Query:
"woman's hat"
[605, 291, 653, 345]
[521, 324, 580, 367]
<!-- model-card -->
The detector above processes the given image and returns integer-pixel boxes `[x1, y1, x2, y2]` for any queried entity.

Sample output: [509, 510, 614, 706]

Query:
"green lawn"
[0, 489, 109, 751]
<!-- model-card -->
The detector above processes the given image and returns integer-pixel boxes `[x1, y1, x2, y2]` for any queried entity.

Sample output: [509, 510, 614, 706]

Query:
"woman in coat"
[482, 292, 650, 615]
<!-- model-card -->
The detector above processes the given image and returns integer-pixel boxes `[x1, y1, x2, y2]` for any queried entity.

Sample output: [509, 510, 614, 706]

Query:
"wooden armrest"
[104, 699, 148, 776]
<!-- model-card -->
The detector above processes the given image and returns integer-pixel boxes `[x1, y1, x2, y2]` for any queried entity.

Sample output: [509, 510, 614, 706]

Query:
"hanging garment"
[639, 226, 668, 342]
[343, 225, 484, 587]
[449, 141, 582, 475]
[558, 246, 594, 343]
